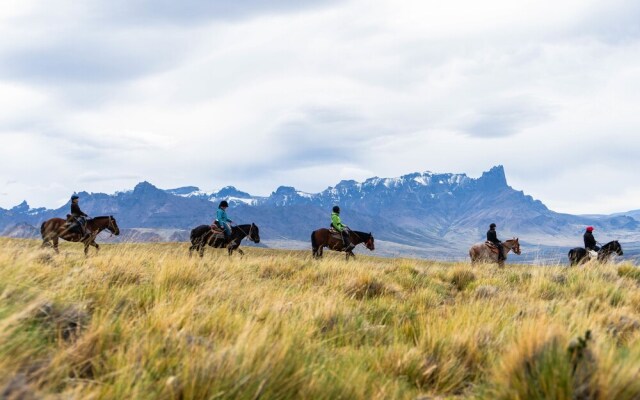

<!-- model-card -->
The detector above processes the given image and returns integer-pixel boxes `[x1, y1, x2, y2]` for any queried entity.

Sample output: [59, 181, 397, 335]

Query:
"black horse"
[568, 240, 623, 266]
[189, 223, 260, 257]
[311, 228, 374, 260]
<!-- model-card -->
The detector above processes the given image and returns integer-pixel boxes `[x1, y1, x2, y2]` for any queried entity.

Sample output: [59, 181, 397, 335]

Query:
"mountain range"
[2, 166, 638, 263]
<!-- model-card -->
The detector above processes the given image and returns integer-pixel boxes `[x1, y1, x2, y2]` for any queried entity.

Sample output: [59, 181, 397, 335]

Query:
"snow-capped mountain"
[2, 166, 638, 262]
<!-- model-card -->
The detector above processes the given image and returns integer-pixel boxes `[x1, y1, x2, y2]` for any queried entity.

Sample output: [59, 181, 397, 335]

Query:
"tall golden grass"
[1, 237, 640, 399]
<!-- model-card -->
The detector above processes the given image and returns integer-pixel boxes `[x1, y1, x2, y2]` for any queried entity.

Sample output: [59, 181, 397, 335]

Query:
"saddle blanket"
[484, 241, 500, 254]
[328, 227, 344, 240]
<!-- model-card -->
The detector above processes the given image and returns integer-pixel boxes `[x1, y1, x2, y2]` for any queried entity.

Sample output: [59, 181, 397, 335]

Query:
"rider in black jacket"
[583, 226, 600, 251]
[487, 223, 504, 261]
[70, 195, 89, 238]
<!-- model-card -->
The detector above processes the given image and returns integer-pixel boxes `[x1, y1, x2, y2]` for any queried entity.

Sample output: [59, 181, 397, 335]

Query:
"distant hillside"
[1, 166, 638, 263]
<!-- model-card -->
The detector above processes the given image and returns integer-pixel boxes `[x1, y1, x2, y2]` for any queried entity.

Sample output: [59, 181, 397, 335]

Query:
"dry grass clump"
[345, 274, 398, 300]
[484, 324, 575, 399]
[474, 285, 498, 299]
[443, 267, 476, 291]
[1, 237, 640, 399]
[617, 264, 640, 283]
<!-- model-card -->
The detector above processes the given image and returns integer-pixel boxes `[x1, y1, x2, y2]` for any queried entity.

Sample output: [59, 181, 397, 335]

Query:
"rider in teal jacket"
[215, 200, 233, 241]
[331, 206, 353, 251]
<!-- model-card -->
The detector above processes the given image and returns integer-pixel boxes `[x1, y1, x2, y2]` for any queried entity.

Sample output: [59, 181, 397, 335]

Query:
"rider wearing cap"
[215, 200, 233, 242]
[487, 223, 504, 261]
[584, 226, 600, 251]
[331, 205, 354, 251]
[70, 195, 89, 239]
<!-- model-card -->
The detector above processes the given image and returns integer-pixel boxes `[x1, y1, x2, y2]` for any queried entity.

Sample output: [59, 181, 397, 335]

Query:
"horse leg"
[53, 237, 60, 254]
[237, 248, 245, 257]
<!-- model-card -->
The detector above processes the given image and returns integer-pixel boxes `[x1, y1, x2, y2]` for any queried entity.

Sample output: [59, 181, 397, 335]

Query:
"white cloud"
[0, 0, 639, 214]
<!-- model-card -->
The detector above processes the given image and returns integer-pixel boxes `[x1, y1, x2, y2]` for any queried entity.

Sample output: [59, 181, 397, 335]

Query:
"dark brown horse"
[189, 223, 260, 257]
[41, 216, 120, 255]
[311, 229, 374, 260]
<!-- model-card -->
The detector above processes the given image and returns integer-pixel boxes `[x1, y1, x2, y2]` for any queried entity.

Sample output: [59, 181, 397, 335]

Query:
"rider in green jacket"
[331, 206, 353, 251]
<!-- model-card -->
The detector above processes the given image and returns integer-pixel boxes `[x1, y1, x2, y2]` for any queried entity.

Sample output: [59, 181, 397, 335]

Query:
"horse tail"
[311, 230, 317, 250]
[40, 221, 46, 237]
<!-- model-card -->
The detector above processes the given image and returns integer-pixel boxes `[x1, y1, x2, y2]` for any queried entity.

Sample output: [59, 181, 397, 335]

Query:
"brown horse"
[469, 238, 521, 266]
[311, 229, 374, 260]
[41, 216, 120, 255]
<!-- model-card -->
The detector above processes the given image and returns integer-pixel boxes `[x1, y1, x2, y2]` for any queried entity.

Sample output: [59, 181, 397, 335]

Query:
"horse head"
[249, 223, 260, 244]
[365, 233, 375, 251]
[607, 240, 623, 256]
[507, 237, 521, 255]
[107, 216, 120, 236]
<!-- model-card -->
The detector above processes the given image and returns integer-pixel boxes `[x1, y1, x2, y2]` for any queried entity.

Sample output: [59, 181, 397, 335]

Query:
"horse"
[189, 223, 260, 257]
[41, 216, 120, 256]
[311, 228, 375, 260]
[568, 240, 623, 266]
[469, 238, 521, 266]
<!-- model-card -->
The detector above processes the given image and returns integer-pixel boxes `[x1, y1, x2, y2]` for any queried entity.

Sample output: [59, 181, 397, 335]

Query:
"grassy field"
[2, 237, 640, 399]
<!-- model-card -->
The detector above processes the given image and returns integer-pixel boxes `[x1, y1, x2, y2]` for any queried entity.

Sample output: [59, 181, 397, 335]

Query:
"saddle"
[328, 227, 343, 240]
[484, 241, 500, 255]
[65, 214, 85, 234]
[210, 224, 224, 234]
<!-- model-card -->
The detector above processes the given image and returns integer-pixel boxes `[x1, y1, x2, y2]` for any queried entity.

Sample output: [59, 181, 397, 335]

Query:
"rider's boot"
[80, 228, 91, 242]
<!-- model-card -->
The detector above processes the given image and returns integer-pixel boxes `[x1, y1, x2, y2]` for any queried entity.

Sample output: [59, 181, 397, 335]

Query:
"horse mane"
[232, 223, 252, 230]
[91, 215, 113, 220]
[351, 230, 372, 239]
[602, 240, 619, 248]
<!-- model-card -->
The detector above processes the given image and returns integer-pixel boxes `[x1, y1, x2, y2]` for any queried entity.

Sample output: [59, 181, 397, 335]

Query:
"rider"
[215, 200, 233, 243]
[70, 195, 89, 239]
[584, 226, 600, 252]
[487, 223, 504, 261]
[331, 205, 354, 251]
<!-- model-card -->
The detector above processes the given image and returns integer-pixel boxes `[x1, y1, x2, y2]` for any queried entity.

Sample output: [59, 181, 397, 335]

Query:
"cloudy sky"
[1, 0, 639, 214]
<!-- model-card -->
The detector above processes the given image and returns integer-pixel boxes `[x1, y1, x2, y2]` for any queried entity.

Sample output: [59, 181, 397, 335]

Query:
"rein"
[234, 224, 257, 242]
[349, 230, 372, 248]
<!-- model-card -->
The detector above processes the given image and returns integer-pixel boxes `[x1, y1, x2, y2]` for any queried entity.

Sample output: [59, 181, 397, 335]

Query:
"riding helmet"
[489, 223, 496, 229]
[332, 205, 340, 213]
[71, 195, 79, 201]
[219, 200, 229, 208]
[586, 226, 594, 232]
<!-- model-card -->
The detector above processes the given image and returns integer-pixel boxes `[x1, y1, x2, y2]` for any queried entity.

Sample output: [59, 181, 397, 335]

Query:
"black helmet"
[219, 200, 229, 208]
[332, 205, 340, 213]
[71, 195, 79, 201]
[489, 223, 496, 229]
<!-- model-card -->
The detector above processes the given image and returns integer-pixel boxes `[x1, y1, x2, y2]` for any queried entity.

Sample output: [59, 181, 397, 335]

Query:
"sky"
[1, 0, 639, 214]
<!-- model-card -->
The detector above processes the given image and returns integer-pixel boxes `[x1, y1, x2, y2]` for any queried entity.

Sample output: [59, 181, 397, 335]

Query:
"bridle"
[365, 237, 374, 250]
[104, 216, 118, 237]
[236, 224, 258, 243]
[349, 230, 374, 250]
